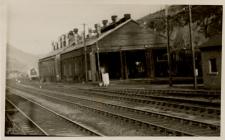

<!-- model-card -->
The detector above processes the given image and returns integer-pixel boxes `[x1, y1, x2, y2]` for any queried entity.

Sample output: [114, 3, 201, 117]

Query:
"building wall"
[201, 48, 221, 89]
[39, 57, 56, 82]
[55, 54, 61, 81]
[61, 48, 85, 82]
[39, 21, 167, 82]
[98, 21, 165, 52]
[91, 21, 167, 80]
[89, 49, 97, 81]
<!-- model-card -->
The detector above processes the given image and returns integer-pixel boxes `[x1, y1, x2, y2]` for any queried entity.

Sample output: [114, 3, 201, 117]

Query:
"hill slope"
[6, 44, 39, 74]
[137, 5, 222, 50]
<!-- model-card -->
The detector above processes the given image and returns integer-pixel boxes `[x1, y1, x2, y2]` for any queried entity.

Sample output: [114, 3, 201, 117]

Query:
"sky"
[7, 0, 164, 55]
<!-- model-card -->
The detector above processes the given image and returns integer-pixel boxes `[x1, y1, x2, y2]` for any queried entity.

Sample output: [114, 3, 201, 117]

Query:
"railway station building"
[199, 34, 222, 89]
[38, 14, 196, 83]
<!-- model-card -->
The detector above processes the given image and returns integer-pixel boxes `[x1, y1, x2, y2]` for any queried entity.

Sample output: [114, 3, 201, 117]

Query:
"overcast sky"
[7, 0, 164, 55]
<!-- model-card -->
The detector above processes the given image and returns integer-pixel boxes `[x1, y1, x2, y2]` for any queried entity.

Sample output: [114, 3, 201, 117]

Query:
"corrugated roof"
[39, 20, 133, 59]
[40, 18, 166, 59]
[199, 34, 222, 49]
[60, 19, 134, 55]
[39, 47, 67, 60]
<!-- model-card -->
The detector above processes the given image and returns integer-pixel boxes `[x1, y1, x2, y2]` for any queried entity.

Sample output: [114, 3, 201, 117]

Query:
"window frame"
[208, 58, 218, 75]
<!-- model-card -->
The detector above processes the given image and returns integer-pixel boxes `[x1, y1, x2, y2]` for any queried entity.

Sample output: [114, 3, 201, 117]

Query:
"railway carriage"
[28, 68, 39, 80]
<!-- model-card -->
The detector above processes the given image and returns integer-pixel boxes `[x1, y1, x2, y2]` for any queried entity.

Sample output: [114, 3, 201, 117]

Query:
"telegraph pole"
[96, 40, 101, 81]
[83, 24, 88, 82]
[96, 24, 101, 82]
[165, 6, 173, 87]
[188, 5, 197, 89]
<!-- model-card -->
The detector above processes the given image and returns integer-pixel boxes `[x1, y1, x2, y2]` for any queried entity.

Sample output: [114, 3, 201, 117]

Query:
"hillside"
[136, 5, 222, 77]
[137, 5, 222, 51]
[6, 44, 39, 74]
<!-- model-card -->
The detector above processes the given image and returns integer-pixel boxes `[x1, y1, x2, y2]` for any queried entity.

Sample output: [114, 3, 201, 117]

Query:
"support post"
[96, 41, 101, 81]
[124, 52, 128, 79]
[83, 24, 88, 82]
[188, 5, 197, 89]
[165, 6, 173, 87]
[95, 24, 102, 82]
[90, 48, 97, 82]
[120, 50, 124, 79]
[149, 49, 155, 78]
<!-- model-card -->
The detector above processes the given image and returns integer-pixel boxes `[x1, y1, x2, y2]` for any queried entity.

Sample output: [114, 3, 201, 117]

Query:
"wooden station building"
[199, 34, 222, 89]
[39, 14, 170, 83]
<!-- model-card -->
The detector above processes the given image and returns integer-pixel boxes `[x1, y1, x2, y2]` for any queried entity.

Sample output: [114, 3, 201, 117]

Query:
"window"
[209, 58, 218, 74]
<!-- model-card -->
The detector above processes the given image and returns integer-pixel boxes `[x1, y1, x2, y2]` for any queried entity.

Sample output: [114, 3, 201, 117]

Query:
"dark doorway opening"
[126, 50, 147, 78]
[98, 50, 148, 80]
[98, 52, 121, 79]
[154, 49, 169, 77]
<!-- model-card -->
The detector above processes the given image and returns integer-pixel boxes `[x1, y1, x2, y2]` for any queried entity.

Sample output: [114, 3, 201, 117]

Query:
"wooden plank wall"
[61, 53, 85, 82]
[98, 21, 165, 52]
[39, 57, 56, 82]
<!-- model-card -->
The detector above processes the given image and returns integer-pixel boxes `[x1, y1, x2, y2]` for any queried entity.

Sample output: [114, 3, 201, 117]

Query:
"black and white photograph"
[0, 0, 223, 138]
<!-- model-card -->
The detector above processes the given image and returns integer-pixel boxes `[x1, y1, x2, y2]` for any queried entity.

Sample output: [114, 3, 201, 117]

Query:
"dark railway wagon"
[28, 68, 39, 80]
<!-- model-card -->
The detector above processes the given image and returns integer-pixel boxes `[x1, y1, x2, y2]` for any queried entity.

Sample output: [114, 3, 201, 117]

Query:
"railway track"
[70, 87, 220, 119]
[86, 88, 221, 119]
[94, 88, 221, 96]
[8, 86, 220, 136]
[90, 88, 220, 105]
[17, 83, 220, 119]
[65, 86, 220, 118]
[6, 93, 103, 136]
[5, 99, 48, 136]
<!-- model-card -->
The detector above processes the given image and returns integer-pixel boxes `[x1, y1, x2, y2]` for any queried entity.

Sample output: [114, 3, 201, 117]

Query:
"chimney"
[63, 34, 66, 47]
[59, 36, 63, 48]
[88, 28, 93, 34]
[73, 28, 78, 45]
[94, 24, 98, 30]
[69, 30, 73, 36]
[54, 42, 57, 50]
[52, 41, 55, 51]
[102, 20, 108, 27]
[63, 34, 66, 40]
[73, 28, 78, 34]
[111, 15, 117, 23]
[124, 14, 131, 20]
[94, 24, 101, 36]
[68, 31, 75, 46]
[88, 28, 93, 38]
[55, 42, 59, 49]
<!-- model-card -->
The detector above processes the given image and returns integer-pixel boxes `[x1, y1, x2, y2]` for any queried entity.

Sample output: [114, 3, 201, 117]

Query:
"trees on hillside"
[145, 5, 222, 39]
[141, 5, 222, 77]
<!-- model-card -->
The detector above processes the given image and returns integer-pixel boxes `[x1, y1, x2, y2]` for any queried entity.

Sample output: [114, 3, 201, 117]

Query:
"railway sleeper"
[108, 102, 219, 132]
[10, 87, 219, 136]
[93, 89, 220, 102]
[75, 102, 193, 136]
[85, 89, 220, 118]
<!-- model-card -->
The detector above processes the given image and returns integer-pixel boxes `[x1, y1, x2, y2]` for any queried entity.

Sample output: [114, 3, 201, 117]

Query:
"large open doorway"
[98, 50, 148, 80]
[125, 50, 147, 78]
[98, 52, 121, 79]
